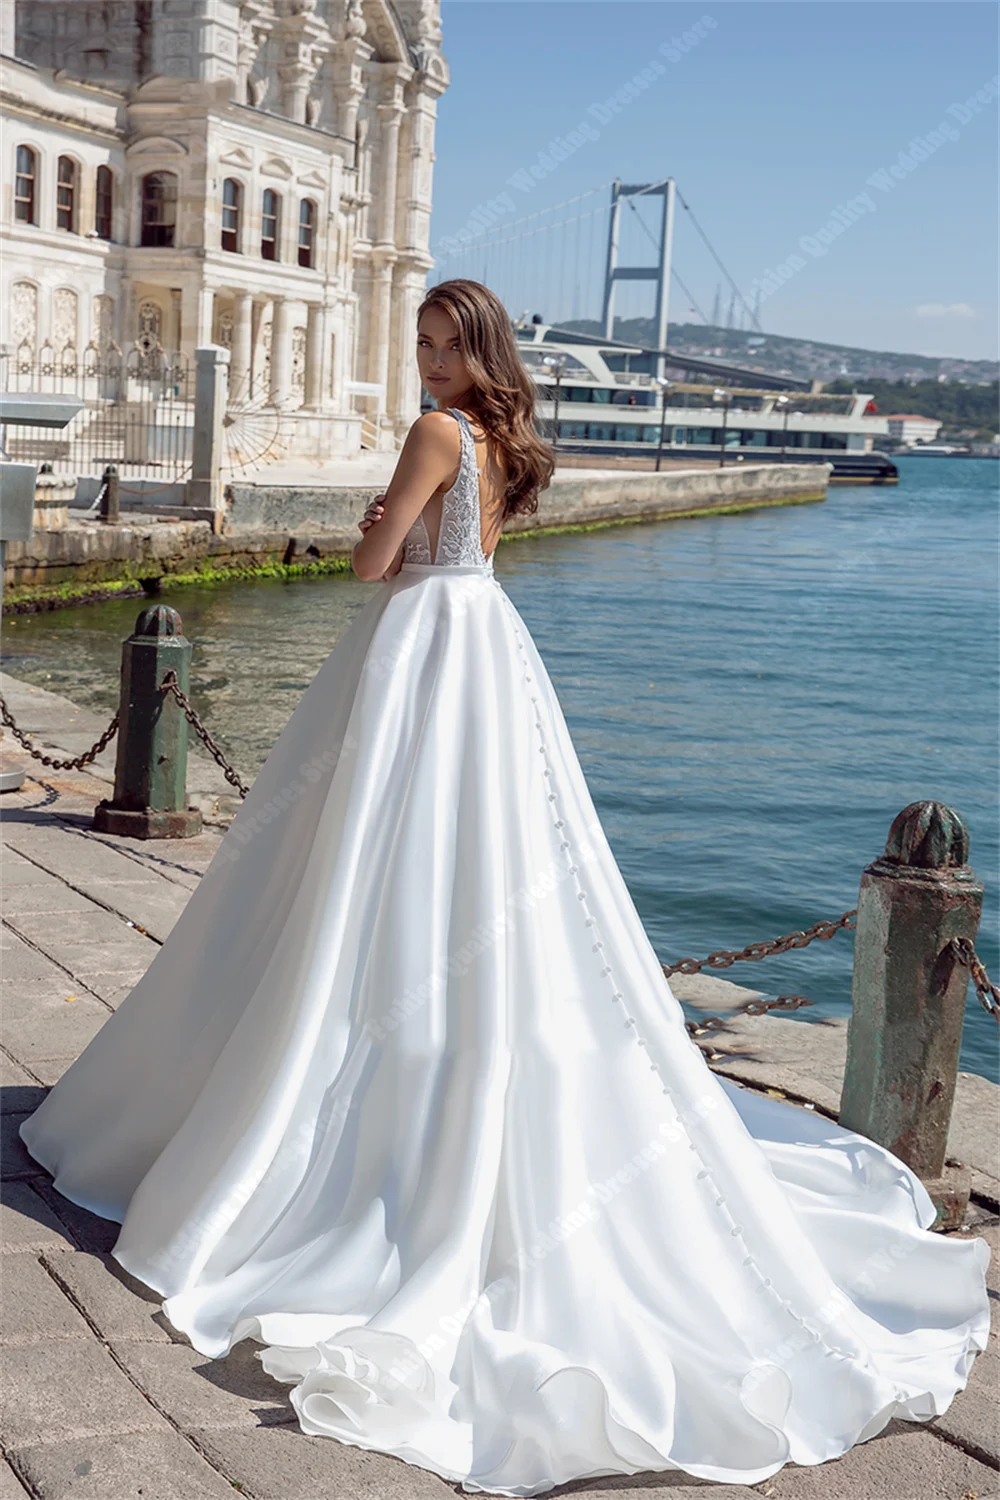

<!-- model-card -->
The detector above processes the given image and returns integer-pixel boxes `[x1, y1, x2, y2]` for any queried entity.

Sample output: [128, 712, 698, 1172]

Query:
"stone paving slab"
[1, 1114, 41, 1181]
[0, 1056, 47, 1115]
[31, 1182, 120, 1257]
[109, 1339, 299, 1432]
[0, 1464, 29, 1499]
[41, 1251, 170, 1345]
[0, 885, 96, 916]
[189, 1423, 458, 1499]
[6, 1432, 238, 1500]
[0, 989, 108, 1070]
[0, 1183, 77, 1256]
[0, 1254, 93, 1345]
[0, 1339, 173, 1449]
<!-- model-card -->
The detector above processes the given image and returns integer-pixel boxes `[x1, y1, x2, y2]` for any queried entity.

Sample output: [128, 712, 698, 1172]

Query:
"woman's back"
[402, 407, 508, 568]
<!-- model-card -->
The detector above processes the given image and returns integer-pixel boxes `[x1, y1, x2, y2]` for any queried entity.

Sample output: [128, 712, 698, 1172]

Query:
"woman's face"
[417, 305, 473, 406]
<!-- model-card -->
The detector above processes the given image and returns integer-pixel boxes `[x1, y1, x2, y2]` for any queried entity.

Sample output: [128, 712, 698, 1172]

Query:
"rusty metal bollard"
[840, 801, 984, 1229]
[93, 606, 202, 839]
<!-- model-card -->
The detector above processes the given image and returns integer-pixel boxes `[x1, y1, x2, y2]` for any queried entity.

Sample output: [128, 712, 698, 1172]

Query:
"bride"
[20, 279, 990, 1497]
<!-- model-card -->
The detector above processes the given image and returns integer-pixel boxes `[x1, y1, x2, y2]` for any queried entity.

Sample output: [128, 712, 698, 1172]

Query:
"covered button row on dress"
[504, 597, 863, 1372]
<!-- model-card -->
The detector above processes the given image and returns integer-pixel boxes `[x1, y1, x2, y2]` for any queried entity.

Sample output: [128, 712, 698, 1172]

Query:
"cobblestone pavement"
[2, 674, 997, 1499]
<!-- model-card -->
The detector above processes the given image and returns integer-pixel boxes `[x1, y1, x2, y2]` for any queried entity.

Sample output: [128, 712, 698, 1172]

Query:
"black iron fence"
[3, 339, 194, 483]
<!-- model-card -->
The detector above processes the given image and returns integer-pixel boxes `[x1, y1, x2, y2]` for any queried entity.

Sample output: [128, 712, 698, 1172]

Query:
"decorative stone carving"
[93, 294, 115, 350]
[273, 0, 333, 125]
[137, 300, 163, 350]
[346, 0, 366, 40]
[53, 287, 79, 354]
[12, 281, 39, 359]
[291, 325, 307, 392]
[237, 0, 275, 107]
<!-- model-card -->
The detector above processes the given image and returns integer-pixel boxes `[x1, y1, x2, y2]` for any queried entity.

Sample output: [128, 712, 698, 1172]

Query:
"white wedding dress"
[21, 408, 990, 1497]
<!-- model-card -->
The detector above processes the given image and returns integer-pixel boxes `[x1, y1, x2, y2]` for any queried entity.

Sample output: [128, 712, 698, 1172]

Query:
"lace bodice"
[402, 408, 493, 571]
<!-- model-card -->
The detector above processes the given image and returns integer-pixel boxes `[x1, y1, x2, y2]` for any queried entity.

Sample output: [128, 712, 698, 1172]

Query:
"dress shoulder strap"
[432, 408, 489, 568]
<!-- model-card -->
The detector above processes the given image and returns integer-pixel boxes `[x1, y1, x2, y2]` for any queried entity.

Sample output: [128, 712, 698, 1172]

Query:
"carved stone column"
[231, 290, 254, 397]
[303, 302, 325, 409]
[329, 2, 372, 160]
[387, 48, 448, 438]
[236, 0, 275, 106]
[274, 0, 333, 125]
[269, 296, 292, 405]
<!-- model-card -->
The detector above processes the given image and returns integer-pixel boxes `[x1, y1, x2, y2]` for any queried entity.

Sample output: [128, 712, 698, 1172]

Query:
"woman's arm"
[357, 495, 402, 579]
[351, 412, 460, 582]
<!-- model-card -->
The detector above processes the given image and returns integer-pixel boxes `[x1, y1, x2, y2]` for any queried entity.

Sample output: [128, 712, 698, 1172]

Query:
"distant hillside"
[557, 317, 998, 389]
[825, 379, 999, 440]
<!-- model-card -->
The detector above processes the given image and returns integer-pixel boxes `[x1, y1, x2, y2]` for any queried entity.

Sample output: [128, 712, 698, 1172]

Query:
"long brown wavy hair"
[416, 279, 554, 517]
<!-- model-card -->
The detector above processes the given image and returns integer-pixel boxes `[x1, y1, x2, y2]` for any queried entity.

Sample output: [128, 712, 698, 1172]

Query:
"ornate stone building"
[0, 0, 448, 456]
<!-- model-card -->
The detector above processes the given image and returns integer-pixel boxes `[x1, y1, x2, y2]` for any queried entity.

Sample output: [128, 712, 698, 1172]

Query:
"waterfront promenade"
[1, 671, 997, 1500]
[4, 459, 829, 606]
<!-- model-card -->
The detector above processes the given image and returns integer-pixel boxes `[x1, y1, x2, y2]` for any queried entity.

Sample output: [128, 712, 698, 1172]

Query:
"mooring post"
[99, 464, 119, 524]
[93, 605, 203, 839]
[840, 801, 984, 1229]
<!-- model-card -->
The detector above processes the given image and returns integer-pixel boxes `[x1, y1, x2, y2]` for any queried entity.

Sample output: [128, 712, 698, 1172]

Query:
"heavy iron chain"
[950, 937, 1000, 1022]
[158, 671, 250, 799]
[664, 911, 853, 1035]
[0, 691, 119, 771]
[662, 910, 858, 978]
[664, 911, 999, 1030]
[4, 680, 998, 1031]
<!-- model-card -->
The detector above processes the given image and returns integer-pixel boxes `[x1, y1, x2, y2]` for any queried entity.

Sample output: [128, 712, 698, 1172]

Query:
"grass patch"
[3, 551, 354, 614]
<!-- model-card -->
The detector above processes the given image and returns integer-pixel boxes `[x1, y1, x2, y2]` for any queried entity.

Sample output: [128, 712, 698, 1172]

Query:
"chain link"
[159, 671, 250, 798]
[950, 937, 1000, 1021]
[662, 910, 858, 979]
[0, 691, 119, 770]
[3, 680, 998, 1033]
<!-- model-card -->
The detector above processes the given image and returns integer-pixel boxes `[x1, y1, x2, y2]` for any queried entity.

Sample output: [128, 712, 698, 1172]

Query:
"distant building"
[886, 414, 943, 445]
[0, 0, 448, 459]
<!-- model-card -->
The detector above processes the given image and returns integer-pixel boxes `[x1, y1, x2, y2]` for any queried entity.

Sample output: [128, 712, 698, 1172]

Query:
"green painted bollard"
[93, 606, 203, 839]
[840, 801, 984, 1229]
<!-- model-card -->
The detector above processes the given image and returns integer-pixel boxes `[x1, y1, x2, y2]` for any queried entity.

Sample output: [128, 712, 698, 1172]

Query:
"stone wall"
[223, 460, 832, 539]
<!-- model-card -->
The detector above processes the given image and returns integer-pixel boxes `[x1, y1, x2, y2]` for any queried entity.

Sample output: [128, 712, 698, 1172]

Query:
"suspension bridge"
[427, 175, 765, 341]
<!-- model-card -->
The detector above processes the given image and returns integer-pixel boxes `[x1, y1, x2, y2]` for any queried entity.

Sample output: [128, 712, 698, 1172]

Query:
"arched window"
[261, 188, 280, 261]
[297, 198, 316, 268]
[57, 156, 78, 232]
[14, 146, 37, 224]
[222, 178, 242, 253]
[95, 165, 114, 241]
[140, 172, 177, 247]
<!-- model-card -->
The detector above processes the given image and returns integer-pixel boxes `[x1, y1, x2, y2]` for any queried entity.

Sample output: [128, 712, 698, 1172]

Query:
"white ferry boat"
[513, 324, 898, 485]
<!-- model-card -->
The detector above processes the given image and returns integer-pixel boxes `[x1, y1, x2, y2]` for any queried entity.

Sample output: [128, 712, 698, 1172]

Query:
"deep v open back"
[401, 408, 495, 574]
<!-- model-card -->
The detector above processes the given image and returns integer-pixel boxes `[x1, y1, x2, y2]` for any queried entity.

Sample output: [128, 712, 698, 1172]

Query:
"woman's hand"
[358, 495, 387, 534]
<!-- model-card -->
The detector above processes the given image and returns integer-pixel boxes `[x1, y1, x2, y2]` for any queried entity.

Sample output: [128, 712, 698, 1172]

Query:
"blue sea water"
[4, 455, 997, 1080]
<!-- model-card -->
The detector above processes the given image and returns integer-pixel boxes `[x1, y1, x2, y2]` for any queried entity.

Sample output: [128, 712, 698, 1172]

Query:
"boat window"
[591, 388, 611, 404]
[615, 425, 641, 443]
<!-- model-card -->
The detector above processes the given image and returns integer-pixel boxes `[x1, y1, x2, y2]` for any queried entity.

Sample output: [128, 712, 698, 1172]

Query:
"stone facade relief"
[11, 280, 39, 359]
[53, 287, 79, 354]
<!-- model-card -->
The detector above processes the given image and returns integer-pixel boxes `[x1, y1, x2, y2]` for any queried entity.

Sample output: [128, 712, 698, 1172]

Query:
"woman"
[20, 280, 990, 1497]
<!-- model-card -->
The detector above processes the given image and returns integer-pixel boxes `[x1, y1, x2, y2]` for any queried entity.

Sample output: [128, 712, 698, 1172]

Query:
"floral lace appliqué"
[401, 409, 491, 571]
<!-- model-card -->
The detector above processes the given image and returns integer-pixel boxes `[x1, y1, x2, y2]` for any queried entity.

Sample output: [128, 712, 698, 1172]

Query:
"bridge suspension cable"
[430, 175, 754, 336]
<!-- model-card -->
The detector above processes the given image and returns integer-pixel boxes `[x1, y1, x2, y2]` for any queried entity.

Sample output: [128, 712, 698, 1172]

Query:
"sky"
[430, 2, 999, 361]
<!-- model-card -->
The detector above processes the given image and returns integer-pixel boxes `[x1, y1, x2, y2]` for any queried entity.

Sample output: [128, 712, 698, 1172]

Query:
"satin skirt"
[20, 561, 991, 1497]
